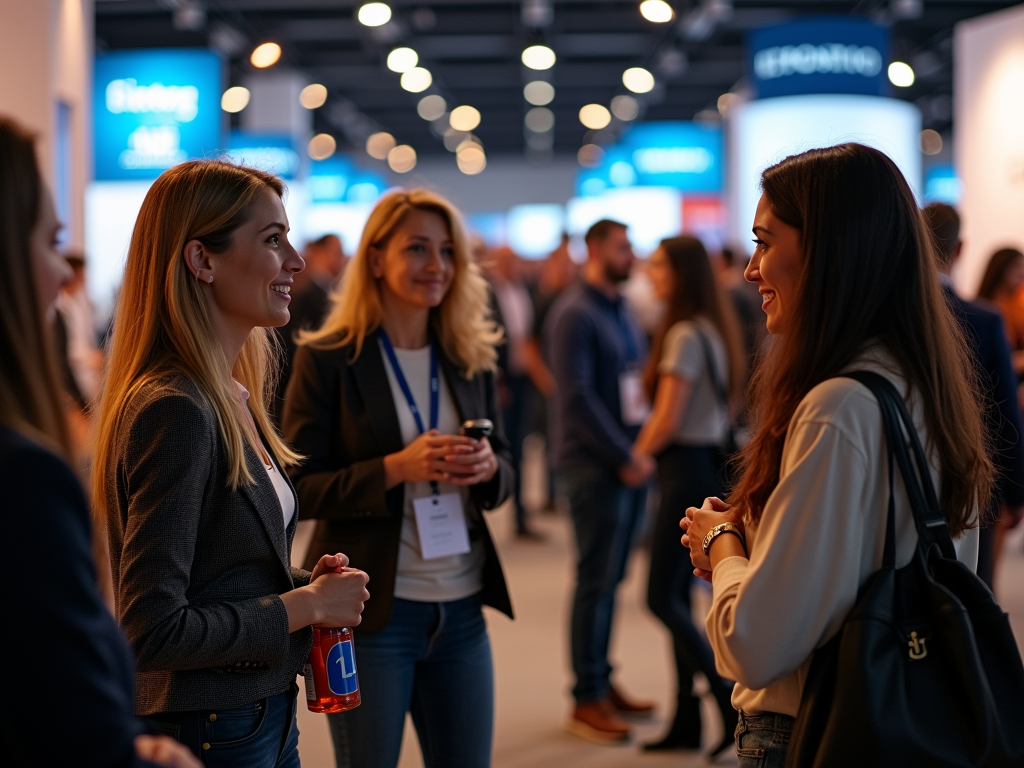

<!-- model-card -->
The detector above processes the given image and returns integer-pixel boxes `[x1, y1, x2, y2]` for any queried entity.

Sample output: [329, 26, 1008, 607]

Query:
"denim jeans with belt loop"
[735, 711, 796, 768]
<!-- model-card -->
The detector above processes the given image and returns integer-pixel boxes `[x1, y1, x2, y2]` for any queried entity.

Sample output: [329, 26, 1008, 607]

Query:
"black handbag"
[695, 326, 739, 488]
[786, 371, 1024, 768]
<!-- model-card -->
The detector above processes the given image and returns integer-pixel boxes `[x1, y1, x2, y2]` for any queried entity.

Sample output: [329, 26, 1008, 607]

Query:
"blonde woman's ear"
[183, 239, 212, 281]
[368, 246, 383, 279]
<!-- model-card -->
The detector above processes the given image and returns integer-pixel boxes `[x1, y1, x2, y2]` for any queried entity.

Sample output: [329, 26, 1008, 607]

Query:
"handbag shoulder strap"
[695, 322, 728, 407]
[843, 371, 957, 560]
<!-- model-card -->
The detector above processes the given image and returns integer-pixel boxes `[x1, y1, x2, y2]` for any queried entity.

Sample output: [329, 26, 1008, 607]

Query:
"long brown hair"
[0, 117, 72, 459]
[643, 235, 745, 401]
[730, 143, 991, 536]
[301, 187, 501, 377]
[977, 247, 1024, 302]
[93, 160, 300, 522]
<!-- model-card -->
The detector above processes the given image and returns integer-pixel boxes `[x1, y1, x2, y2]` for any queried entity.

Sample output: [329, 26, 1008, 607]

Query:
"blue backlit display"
[226, 132, 301, 179]
[576, 122, 722, 196]
[749, 18, 890, 99]
[94, 49, 222, 181]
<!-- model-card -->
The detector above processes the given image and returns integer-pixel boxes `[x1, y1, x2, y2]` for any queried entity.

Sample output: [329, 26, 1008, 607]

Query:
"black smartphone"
[459, 419, 493, 439]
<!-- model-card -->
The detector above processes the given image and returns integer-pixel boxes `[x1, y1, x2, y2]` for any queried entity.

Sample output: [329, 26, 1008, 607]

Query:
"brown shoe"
[567, 699, 632, 744]
[608, 683, 656, 718]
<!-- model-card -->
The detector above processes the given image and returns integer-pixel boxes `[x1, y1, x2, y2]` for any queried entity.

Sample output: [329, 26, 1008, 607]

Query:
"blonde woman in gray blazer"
[94, 160, 370, 768]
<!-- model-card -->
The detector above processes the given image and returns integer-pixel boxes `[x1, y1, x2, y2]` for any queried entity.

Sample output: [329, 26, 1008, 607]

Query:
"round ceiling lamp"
[358, 2, 392, 27]
[400, 67, 433, 93]
[250, 42, 281, 68]
[449, 105, 481, 132]
[639, 0, 674, 23]
[388, 144, 417, 173]
[622, 67, 655, 94]
[308, 133, 337, 160]
[299, 83, 328, 109]
[417, 95, 447, 121]
[387, 47, 419, 73]
[366, 132, 396, 160]
[522, 45, 556, 71]
[221, 86, 250, 113]
[579, 103, 612, 130]
[523, 81, 555, 106]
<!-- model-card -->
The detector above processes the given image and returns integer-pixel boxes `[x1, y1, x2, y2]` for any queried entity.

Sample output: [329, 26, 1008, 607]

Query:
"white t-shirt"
[234, 380, 295, 529]
[378, 341, 486, 603]
[658, 318, 730, 446]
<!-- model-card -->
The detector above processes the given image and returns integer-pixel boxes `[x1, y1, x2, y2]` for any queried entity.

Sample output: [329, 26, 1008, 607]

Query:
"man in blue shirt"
[544, 219, 656, 743]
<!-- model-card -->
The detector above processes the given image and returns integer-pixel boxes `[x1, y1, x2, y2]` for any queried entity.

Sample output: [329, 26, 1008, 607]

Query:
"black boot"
[707, 689, 739, 759]
[642, 693, 702, 751]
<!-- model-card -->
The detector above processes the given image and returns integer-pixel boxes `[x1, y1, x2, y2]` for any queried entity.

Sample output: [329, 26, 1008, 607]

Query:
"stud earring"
[208, 274, 214, 283]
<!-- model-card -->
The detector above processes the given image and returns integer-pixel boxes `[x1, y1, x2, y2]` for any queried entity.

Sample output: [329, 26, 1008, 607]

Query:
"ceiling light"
[443, 128, 468, 152]
[920, 129, 943, 155]
[888, 61, 915, 87]
[221, 86, 250, 113]
[366, 132, 396, 160]
[622, 67, 655, 94]
[387, 47, 418, 73]
[299, 83, 328, 109]
[578, 143, 605, 167]
[457, 146, 487, 175]
[523, 81, 555, 106]
[456, 137, 482, 154]
[522, 45, 556, 71]
[358, 2, 392, 27]
[525, 107, 555, 133]
[250, 42, 281, 68]
[417, 95, 447, 121]
[400, 67, 432, 93]
[610, 95, 639, 121]
[388, 144, 417, 173]
[579, 104, 611, 130]
[308, 133, 337, 160]
[449, 105, 481, 132]
[640, 0, 674, 23]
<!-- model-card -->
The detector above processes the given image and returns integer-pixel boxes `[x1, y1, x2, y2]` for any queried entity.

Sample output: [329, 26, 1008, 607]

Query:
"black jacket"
[1, 426, 159, 767]
[282, 330, 514, 632]
[104, 375, 312, 715]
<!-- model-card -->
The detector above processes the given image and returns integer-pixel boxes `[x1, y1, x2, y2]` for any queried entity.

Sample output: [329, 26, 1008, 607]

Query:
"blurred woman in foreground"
[0, 118, 199, 767]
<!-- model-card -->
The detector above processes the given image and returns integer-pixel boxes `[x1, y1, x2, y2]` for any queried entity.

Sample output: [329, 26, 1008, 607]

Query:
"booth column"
[954, 4, 1024, 296]
[0, 0, 93, 249]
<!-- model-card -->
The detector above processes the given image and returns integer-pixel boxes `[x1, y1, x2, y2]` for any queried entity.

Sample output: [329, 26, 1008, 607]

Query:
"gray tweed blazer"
[105, 375, 313, 716]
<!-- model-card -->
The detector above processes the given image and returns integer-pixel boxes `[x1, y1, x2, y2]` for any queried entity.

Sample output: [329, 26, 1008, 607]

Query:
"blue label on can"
[326, 640, 359, 696]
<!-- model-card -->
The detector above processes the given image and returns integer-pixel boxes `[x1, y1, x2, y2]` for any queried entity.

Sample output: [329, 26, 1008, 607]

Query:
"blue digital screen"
[576, 122, 722, 196]
[94, 49, 222, 181]
[924, 164, 961, 205]
[308, 156, 387, 203]
[749, 18, 890, 99]
[226, 132, 301, 179]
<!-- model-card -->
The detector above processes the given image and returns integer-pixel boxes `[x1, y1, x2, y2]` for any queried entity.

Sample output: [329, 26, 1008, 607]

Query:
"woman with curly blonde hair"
[283, 188, 515, 768]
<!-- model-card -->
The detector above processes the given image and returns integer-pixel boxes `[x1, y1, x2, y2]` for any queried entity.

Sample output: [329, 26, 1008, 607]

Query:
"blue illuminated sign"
[94, 49, 222, 181]
[226, 132, 301, 179]
[309, 156, 387, 204]
[924, 165, 961, 205]
[749, 18, 889, 99]
[576, 122, 722, 197]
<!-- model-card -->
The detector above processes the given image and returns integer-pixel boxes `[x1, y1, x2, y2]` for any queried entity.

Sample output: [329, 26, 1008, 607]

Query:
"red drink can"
[303, 626, 361, 713]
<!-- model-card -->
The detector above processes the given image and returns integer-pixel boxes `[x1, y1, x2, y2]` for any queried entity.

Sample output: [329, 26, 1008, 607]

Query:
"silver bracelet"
[702, 522, 746, 557]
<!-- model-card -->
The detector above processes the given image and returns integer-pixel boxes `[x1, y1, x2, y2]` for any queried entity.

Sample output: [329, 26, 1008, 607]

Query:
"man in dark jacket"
[924, 203, 1024, 590]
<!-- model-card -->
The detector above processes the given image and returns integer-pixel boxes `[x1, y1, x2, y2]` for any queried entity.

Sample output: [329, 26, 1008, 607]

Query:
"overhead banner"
[94, 49, 222, 180]
[749, 18, 889, 99]
[577, 121, 722, 197]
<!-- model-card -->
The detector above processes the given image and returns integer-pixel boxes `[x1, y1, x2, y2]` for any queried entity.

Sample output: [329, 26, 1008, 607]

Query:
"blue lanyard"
[379, 330, 439, 435]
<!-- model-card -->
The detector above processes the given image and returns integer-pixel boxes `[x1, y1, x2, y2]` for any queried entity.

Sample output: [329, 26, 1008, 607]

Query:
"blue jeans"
[327, 594, 494, 768]
[149, 685, 300, 768]
[735, 712, 795, 768]
[557, 464, 647, 704]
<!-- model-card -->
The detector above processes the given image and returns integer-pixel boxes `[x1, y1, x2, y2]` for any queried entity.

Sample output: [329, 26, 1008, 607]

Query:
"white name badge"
[412, 493, 472, 560]
[618, 369, 650, 426]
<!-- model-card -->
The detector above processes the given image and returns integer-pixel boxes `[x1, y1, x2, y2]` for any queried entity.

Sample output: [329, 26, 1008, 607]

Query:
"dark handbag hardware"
[786, 371, 1024, 768]
[695, 325, 739, 488]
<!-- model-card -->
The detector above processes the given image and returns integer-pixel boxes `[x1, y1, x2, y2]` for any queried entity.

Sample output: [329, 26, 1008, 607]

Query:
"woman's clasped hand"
[383, 428, 499, 488]
[681, 496, 746, 579]
[307, 553, 371, 627]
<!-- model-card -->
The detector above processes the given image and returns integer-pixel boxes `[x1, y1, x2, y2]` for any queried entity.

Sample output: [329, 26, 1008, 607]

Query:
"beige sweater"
[706, 349, 979, 717]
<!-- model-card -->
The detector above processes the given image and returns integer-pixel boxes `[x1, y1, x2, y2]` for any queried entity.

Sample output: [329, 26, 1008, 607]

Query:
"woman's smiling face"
[745, 194, 803, 335]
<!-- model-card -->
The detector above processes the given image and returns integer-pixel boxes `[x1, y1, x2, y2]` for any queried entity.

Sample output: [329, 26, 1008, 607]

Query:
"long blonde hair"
[301, 187, 500, 377]
[0, 117, 72, 459]
[92, 159, 300, 522]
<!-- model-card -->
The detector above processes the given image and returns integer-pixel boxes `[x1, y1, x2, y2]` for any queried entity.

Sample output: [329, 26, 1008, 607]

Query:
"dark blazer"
[1, 426, 159, 768]
[943, 286, 1024, 507]
[282, 329, 515, 633]
[104, 375, 313, 716]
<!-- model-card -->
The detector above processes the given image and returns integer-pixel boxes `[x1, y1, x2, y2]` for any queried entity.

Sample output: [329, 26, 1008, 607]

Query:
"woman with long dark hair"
[0, 117, 198, 767]
[632, 236, 744, 754]
[682, 143, 989, 767]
